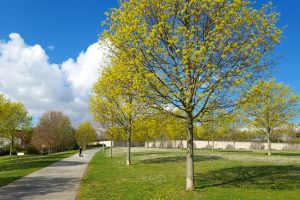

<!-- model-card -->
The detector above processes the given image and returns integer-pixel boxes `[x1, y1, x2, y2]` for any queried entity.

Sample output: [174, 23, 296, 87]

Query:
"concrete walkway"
[0, 148, 101, 200]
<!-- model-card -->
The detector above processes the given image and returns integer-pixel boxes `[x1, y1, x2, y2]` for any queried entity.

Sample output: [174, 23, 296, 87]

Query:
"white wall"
[145, 140, 300, 151]
[89, 141, 113, 147]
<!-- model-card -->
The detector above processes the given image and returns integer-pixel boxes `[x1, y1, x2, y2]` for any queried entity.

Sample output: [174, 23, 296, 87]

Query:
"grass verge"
[0, 150, 77, 187]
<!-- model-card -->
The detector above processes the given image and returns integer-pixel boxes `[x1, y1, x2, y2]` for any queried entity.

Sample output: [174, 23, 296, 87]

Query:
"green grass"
[0, 150, 77, 187]
[77, 148, 300, 200]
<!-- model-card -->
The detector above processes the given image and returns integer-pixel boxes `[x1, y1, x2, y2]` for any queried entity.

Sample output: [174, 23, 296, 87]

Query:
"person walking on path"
[79, 146, 83, 157]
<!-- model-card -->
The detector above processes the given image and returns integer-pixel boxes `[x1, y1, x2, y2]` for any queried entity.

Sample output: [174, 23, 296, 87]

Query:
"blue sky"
[0, 0, 119, 63]
[0, 0, 299, 123]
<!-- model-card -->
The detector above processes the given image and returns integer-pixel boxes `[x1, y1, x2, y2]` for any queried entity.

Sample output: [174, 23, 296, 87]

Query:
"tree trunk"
[180, 136, 183, 150]
[127, 133, 131, 165]
[267, 133, 271, 156]
[110, 140, 113, 158]
[233, 140, 236, 149]
[175, 140, 176, 149]
[211, 136, 214, 153]
[10, 139, 14, 156]
[186, 116, 194, 190]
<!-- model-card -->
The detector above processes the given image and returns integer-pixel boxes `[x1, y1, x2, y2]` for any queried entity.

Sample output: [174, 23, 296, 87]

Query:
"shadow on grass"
[271, 152, 300, 157]
[215, 150, 254, 153]
[195, 165, 300, 190]
[140, 155, 222, 164]
[133, 151, 175, 157]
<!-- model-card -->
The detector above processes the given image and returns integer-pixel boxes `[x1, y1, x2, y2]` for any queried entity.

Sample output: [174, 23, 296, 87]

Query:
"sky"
[0, 0, 299, 125]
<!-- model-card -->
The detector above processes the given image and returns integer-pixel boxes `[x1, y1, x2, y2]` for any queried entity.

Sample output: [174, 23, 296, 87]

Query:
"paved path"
[0, 148, 101, 200]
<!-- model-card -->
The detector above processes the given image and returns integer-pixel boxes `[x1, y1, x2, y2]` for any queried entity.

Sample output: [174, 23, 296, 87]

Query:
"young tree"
[0, 94, 32, 155]
[33, 111, 75, 153]
[243, 79, 299, 156]
[103, 0, 281, 190]
[220, 112, 245, 148]
[2, 102, 32, 155]
[90, 59, 149, 165]
[165, 115, 187, 149]
[106, 126, 125, 157]
[199, 110, 227, 152]
[75, 121, 98, 149]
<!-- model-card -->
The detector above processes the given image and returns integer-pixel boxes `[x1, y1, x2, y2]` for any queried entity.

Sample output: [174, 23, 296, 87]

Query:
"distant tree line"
[0, 93, 98, 156]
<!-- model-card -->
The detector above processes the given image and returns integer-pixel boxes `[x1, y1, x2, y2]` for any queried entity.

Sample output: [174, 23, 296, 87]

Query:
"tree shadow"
[133, 151, 174, 157]
[271, 152, 300, 157]
[216, 150, 254, 153]
[195, 165, 300, 190]
[140, 155, 222, 164]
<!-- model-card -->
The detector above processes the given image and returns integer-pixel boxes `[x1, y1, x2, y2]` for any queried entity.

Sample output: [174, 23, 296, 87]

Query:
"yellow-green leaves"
[243, 79, 299, 134]
[75, 121, 97, 148]
[0, 93, 32, 153]
[102, 0, 282, 119]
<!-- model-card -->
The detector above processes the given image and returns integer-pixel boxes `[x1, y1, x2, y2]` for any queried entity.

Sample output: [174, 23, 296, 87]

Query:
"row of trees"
[0, 93, 98, 155]
[90, 0, 294, 190]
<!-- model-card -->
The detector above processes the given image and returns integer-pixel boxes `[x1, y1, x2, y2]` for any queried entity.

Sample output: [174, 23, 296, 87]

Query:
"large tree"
[33, 111, 75, 153]
[102, 0, 281, 189]
[242, 79, 299, 156]
[75, 121, 98, 149]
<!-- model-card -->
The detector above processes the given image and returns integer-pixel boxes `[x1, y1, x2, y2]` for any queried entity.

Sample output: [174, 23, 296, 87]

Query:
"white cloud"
[62, 42, 110, 98]
[0, 33, 109, 125]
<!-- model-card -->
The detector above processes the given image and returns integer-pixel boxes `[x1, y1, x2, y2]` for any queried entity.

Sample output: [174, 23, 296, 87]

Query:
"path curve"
[0, 148, 101, 200]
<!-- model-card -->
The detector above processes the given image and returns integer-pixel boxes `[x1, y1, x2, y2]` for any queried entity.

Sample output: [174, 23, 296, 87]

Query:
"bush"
[14, 144, 24, 152]
[0, 144, 23, 156]
[25, 145, 40, 154]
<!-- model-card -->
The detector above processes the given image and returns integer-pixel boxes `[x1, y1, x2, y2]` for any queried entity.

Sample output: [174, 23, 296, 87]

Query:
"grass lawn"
[0, 150, 77, 187]
[77, 147, 300, 200]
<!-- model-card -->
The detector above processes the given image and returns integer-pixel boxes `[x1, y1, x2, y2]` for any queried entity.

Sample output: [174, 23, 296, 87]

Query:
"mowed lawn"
[0, 150, 77, 187]
[77, 148, 300, 200]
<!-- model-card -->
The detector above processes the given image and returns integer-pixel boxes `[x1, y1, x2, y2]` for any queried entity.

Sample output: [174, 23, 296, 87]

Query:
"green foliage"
[243, 79, 299, 134]
[102, 0, 282, 188]
[25, 145, 40, 155]
[90, 58, 151, 164]
[0, 93, 32, 155]
[75, 121, 98, 148]
[242, 79, 299, 155]
[103, 0, 282, 120]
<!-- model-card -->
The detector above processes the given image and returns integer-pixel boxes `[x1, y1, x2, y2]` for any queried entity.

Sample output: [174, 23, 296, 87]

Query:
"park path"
[0, 148, 101, 200]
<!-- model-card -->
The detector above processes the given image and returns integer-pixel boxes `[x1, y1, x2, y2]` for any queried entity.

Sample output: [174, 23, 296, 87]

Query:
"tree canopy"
[242, 79, 299, 155]
[0, 93, 32, 155]
[75, 121, 97, 149]
[102, 0, 282, 189]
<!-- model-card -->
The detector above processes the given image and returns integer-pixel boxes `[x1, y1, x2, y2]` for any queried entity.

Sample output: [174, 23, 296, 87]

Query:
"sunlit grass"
[77, 147, 300, 200]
